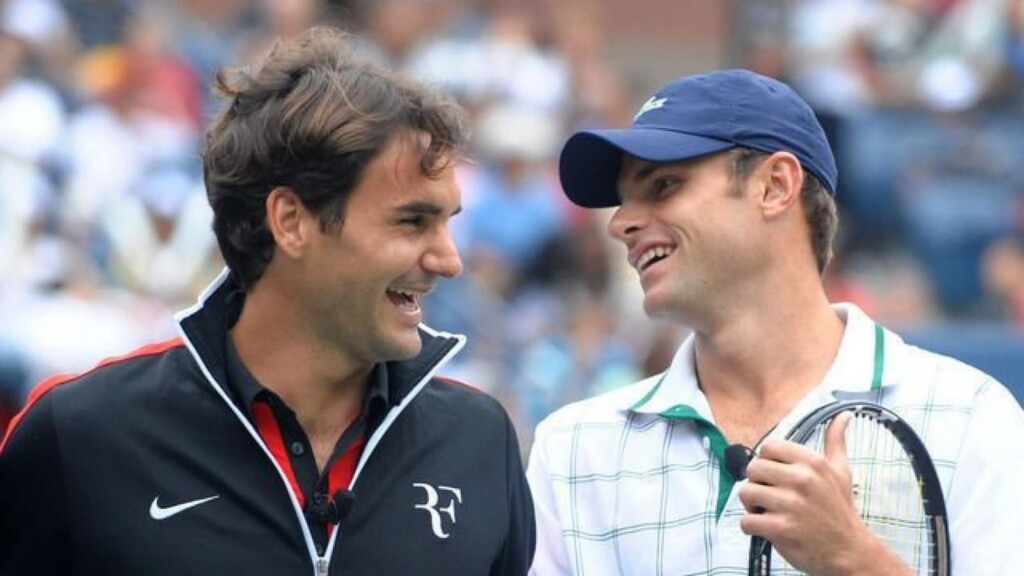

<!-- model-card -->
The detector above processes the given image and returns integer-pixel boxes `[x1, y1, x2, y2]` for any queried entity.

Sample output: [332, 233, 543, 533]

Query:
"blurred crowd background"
[2, 0, 1024, 449]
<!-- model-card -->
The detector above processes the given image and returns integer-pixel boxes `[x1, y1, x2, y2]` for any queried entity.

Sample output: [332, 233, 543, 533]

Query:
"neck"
[692, 275, 844, 431]
[230, 281, 371, 437]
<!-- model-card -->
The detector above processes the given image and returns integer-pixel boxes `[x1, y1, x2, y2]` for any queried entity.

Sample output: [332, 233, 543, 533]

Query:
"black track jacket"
[1, 272, 535, 575]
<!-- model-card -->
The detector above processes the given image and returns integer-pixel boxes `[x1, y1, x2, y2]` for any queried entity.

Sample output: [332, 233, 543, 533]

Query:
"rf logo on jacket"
[413, 483, 462, 538]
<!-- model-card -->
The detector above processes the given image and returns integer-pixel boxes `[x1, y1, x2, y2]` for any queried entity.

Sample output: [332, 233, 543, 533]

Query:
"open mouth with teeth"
[386, 289, 421, 311]
[636, 246, 675, 272]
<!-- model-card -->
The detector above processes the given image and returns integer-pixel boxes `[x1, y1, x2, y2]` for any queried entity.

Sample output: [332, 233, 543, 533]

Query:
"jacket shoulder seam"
[0, 337, 185, 451]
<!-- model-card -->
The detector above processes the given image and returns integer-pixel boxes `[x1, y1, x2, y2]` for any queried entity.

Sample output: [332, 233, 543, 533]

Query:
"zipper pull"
[316, 556, 329, 576]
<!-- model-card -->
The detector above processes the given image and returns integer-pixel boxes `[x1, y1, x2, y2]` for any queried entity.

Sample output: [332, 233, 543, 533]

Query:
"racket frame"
[746, 400, 950, 576]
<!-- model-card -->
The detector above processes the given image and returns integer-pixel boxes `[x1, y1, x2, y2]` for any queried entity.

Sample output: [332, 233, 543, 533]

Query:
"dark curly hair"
[202, 27, 470, 289]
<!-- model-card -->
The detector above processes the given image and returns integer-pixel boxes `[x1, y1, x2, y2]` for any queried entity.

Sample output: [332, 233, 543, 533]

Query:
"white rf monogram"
[412, 483, 463, 538]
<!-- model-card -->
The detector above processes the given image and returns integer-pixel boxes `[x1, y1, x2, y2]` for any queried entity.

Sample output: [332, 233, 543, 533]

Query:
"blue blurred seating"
[901, 323, 1024, 406]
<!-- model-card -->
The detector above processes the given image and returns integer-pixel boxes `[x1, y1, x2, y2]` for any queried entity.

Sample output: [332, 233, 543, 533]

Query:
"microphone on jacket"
[724, 443, 754, 480]
[306, 489, 357, 526]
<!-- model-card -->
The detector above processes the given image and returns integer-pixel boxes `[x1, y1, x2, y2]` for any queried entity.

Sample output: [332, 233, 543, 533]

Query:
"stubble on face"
[616, 152, 757, 327]
[303, 133, 462, 369]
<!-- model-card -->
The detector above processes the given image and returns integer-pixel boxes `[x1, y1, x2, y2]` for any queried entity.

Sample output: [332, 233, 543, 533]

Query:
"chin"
[642, 292, 672, 318]
[382, 330, 424, 361]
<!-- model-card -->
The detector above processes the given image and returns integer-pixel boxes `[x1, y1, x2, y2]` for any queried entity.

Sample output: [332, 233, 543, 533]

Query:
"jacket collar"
[174, 269, 467, 405]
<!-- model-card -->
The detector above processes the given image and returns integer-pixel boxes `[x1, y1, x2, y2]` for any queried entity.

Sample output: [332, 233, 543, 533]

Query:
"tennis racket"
[747, 400, 950, 576]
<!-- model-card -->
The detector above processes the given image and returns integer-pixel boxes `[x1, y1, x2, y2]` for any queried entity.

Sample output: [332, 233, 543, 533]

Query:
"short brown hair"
[202, 27, 469, 289]
[730, 147, 838, 274]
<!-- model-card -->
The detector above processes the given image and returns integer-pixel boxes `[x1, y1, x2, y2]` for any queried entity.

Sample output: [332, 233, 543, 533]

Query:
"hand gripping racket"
[747, 401, 950, 575]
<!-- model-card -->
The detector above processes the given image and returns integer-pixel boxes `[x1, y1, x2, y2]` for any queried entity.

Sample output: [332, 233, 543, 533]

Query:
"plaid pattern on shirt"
[526, 303, 1024, 576]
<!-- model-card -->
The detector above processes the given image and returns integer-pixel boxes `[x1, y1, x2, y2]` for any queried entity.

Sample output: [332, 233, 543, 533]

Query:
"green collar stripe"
[630, 372, 666, 411]
[635, 322, 886, 406]
[658, 405, 734, 520]
[871, 323, 884, 391]
[630, 321, 887, 519]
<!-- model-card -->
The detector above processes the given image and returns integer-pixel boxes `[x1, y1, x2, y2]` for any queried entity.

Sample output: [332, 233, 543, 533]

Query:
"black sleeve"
[0, 393, 72, 575]
[490, 411, 536, 576]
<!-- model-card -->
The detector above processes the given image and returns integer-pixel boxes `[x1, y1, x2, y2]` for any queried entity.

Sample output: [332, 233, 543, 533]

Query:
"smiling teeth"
[636, 246, 674, 271]
[388, 288, 420, 310]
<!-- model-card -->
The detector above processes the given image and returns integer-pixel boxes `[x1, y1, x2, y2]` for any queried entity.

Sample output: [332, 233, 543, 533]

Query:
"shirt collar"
[628, 335, 706, 417]
[818, 302, 897, 395]
[625, 303, 898, 418]
[224, 333, 263, 412]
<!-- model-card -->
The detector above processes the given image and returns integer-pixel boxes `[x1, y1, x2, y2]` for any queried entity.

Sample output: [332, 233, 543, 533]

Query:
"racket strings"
[768, 412, 937, 575]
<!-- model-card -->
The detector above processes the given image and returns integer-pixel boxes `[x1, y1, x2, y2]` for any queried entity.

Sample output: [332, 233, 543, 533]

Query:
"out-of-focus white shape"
[475, 104, 560, 163]
[0, 79, 64, 163]
[917, 56, 982, 112]
[1, 0, 68, 46]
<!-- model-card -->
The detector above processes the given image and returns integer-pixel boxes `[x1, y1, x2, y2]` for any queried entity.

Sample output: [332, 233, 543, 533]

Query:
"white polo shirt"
[527, 303, 1024, 575]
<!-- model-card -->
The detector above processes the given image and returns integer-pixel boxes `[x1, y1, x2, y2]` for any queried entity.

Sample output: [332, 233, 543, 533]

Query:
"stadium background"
[2, 0, 1024, 452]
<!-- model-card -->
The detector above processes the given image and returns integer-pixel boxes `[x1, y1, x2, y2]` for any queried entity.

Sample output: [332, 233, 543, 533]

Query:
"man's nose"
[608, 202, 644, 242]
[423, 227, 463, 278]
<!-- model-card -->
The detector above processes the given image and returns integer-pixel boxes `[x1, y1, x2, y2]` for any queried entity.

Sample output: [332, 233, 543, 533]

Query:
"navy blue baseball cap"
[559, 69, 838, 208]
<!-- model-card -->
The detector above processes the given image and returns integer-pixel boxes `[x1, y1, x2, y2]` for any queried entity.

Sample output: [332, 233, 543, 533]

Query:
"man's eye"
[400, 216, 428, 229]
[651, 177, 677, 198]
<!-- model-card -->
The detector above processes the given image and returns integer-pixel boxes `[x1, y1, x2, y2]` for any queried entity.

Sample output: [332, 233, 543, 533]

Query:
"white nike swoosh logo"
[149, 495, 220, 520]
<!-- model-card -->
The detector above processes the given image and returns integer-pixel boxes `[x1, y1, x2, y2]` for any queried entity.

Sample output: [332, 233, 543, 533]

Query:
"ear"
[757, 152, 803, 219]
[266, 187, 314, 259]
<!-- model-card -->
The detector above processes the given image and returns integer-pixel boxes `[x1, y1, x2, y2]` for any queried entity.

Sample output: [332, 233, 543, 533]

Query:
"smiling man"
[526, 69, 1023, 575]
[0, 27, 534, 576]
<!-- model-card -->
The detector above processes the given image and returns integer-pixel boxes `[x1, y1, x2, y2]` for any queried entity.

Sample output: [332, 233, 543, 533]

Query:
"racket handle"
[748, 536, 772, 576]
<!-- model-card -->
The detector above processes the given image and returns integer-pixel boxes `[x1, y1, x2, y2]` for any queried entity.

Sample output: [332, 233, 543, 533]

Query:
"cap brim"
[558, 128, 735, 208]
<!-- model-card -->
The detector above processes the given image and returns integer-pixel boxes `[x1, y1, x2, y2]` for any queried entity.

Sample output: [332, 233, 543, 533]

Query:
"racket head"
[747, 401, 950, 576]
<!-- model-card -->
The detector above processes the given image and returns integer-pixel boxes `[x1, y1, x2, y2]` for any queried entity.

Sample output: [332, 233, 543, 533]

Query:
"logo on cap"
[633, 96, 667, 120]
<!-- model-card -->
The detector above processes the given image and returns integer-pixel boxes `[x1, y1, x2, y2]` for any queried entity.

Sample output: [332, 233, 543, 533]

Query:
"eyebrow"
[631, 162, 660, 182]
[395, 201, 462, 217]
[630, 159, 696, 182]
[618, 160, 686, 202]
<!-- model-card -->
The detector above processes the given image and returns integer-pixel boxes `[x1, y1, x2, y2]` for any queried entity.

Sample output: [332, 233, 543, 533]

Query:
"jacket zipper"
[181, 292, 467, 576]
[311, 330, 467, 576]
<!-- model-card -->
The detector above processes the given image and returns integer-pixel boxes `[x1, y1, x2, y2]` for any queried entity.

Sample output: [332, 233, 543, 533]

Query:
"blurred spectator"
[461, 104, 567, 283]
[784, 0, 1008, 111]
[514, 290, 639, 435]
[731, 0, 789, 77]
[0, 8, 65, 298]
[527, 213, 616, 297]
[0, 1, 67, 163]
[823, 252, 879, 317]
[405, 2, 570, 113]
[830, 250, 938, 323]
[172, 0, 260, 115]
[238, 0, 339, 65]
[0, 234, 177, 405]
[897, 108, 1021, 313]
[97, 168, 218, 304]
[0, 36, 64, 165]
[59, 0, 133, 49]
[549, 0, 634, 131]
[785, 0, 878, 115]
[60, 9, 202, 245]
[360, 0, 439, 67]
[4, 0, 75, 85]
[981, 235, 1024, 323]
[1006, 0, 1024, 94]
